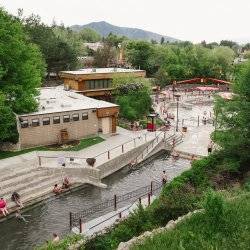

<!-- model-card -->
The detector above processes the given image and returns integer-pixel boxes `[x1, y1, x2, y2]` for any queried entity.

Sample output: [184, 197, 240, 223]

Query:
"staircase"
[0, 166, 63, 219]
[130, 133, 183, 167]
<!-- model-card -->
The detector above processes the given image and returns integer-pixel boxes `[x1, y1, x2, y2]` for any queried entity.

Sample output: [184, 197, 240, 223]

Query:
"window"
[32, 119, 39, 127]
[63, 115, 70, 123]
[103, 79, 108, 88]
[42, 117, 50, 125]
[82, 112, 88, 120]
[20, 119, 28, 128]
[53, 116, 60, 124]
[72, 113, 79, 121]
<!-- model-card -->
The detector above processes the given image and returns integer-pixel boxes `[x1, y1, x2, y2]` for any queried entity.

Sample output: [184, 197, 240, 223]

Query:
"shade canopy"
[195, 86, 219, 91]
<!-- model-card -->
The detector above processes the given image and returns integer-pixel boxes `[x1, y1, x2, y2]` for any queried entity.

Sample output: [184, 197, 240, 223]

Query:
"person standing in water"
[162, 170, 168, 185]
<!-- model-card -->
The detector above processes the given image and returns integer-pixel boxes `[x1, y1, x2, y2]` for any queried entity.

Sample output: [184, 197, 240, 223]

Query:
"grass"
[83, 151, 248, 250]
[0, 136, 105, 159]
[37, 234, 84, 250]
[132, 192, 250, 250]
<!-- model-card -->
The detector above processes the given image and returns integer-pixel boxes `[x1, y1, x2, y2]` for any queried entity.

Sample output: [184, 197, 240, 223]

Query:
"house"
[59, 68, 146, 100]
[17, 86, 119, 149]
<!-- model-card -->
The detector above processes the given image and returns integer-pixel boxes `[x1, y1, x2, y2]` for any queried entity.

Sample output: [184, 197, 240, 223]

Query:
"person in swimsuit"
[53, 184, 62, 195]
[11, 192, 24, 208]
[15, 209, 30, 223]
[162, 171, 168, 185]
[0, 198, 9, 216]
[62, 177, 71, 189]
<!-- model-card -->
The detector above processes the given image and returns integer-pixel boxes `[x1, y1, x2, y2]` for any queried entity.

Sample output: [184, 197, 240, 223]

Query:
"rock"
[165, 220, 176, 230]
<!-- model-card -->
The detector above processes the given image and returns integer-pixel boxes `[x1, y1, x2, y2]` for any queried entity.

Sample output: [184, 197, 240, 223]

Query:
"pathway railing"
[69, 181, 162, 231]
[37, 131, 163, 167]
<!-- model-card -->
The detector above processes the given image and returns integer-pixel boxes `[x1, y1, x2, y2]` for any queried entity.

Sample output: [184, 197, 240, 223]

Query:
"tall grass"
[132, 192, 250, 250]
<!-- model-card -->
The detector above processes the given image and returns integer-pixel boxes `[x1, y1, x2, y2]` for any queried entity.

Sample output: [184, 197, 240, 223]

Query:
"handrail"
[37, 130, 163, 166]
[69, 181, 162, 229]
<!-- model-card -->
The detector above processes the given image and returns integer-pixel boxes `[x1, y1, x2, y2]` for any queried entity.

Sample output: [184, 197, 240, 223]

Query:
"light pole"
[174, 94, 181, 132]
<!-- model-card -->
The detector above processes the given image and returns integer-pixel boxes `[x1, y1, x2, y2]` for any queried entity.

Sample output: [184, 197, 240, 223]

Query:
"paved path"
[154, 92, 215, 157]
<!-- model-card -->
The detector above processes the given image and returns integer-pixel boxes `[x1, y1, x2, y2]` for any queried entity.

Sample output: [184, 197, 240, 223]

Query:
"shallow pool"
[0, 154, 190, 250]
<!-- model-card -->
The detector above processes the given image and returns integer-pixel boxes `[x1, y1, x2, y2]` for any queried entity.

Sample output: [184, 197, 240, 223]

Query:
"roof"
[196, 86, 219, 91]
[19, 86, 118, 117]
[60, 68, 145, 76]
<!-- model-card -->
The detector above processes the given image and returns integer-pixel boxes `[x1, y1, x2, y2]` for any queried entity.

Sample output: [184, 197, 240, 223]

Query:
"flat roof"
[19, 86, 118, 117]
[60, 68, 145, 75]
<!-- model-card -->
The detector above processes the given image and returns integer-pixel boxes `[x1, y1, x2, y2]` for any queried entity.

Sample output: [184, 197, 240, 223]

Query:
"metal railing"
[37, 131, 162, 167]
[69, 181, 162, 230]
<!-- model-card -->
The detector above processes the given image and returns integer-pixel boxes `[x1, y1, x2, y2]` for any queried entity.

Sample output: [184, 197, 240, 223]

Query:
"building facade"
[17, 87, 119, 149]
[59, 68, 146, 100]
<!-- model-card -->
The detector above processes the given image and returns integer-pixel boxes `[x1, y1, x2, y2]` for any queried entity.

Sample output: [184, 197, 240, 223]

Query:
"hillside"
[70, 21, 179, 42]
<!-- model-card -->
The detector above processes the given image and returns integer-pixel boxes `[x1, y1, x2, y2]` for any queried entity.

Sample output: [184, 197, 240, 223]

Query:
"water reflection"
[0, 155, 190, 250]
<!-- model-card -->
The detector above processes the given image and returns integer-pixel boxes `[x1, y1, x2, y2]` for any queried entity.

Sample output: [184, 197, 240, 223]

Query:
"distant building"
[59, 68, 146, 100]
[83, 42, 103, 51]
[17, 86, 119, 149]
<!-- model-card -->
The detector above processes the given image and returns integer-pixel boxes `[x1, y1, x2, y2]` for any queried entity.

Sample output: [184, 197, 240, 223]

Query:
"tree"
[160, 37, 165, 45]
[79, 28, 101, 42]
[104, 33, 127, 48]
[212, 61, 250, 167]
[112, 75, 152, 121]
[22, 14, 77, 77]
[0, 8, 45, 143]
[93, 43, 117, 67]
[126, 41, 154, 74]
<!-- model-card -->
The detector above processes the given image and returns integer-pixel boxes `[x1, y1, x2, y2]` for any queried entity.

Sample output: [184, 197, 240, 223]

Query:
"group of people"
[0, 192, 24, 217]
[53, 177, 71, 195]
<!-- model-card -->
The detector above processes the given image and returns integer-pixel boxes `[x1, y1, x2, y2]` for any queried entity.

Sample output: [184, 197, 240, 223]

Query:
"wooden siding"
[97, 107, 119, 118]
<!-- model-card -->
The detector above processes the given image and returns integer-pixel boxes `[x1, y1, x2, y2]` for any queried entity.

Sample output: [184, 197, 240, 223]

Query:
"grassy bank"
[0, 136, 104, 159]
[83, 151, 248, 250]
[132, 191, 250, 250]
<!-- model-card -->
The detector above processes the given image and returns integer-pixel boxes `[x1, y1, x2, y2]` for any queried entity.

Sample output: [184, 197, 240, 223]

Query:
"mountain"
[71, 21, 179, 43]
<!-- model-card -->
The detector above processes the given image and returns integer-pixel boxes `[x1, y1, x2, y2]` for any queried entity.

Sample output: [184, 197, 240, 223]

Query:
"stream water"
[0, 154, 190, 250]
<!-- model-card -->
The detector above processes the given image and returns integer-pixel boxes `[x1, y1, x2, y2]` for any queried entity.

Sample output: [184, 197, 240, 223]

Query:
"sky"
[1, 0, 250, 43]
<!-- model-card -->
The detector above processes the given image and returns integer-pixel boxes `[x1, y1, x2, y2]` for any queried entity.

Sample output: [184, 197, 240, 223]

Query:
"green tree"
[0, 8, 45, 143]
[22, 14, 77, 77]
[212, 61, 250, 166]
[79, 28, 101, 42]
[126, 41, 154, 74]
[112, 75, 152, 121]
[104, 32, 127, 48]
[160, 37, 165, 45]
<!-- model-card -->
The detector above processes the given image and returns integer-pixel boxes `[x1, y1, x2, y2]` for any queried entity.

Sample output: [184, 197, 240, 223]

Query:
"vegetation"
[0, 8, 45, 143]
[20, 12, 78, 77]
[70, 21, 177, 42]
[37, 234, 84, 250]
[78, 28, 102, 42]
[112, 75, 152, 121]
[132, 191, 250, 250]
[78, 62, 250, 250]
[0, 137, 104, 159]
[125, 41, 235, 86]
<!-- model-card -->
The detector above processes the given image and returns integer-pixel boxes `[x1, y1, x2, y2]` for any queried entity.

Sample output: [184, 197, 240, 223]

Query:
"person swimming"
[15, 209, 30, 223]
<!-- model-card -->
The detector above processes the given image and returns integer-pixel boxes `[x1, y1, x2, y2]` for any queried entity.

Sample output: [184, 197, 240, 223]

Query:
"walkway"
[154, 91, 215, 157]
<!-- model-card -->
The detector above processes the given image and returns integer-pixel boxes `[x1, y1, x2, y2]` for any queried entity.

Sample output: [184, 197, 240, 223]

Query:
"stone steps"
[0, 171, 62, 198]
[0, 166, 38, 183]
[0, 169, 50, 190]
[4, 175, 63, 209]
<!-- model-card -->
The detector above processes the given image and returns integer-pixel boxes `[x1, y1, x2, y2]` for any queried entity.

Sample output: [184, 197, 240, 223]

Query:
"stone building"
[17, 86, 119, 149]
[59, 68, 146, 100]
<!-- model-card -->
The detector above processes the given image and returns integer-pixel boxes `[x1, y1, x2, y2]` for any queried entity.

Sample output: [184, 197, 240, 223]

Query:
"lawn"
[0, 136, 105, 160]
[132, 192, 250, 250]
[132, 193, 250, 250]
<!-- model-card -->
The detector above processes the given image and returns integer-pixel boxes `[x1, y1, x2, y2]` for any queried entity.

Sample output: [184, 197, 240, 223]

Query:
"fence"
[37, 130, 163, 168]
[69, 181, 162, 231]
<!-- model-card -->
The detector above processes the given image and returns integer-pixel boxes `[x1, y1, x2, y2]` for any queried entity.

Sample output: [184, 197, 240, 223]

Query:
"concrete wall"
[19, 109, 99, 149]
[97, 141, 152, 179]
